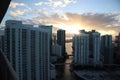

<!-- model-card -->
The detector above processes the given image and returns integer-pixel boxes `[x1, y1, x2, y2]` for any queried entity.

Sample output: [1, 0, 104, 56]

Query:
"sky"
[1, 0, 120, 36]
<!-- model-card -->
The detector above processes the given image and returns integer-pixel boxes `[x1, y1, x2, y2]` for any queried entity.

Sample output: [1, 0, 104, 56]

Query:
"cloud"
[10, 10, 25, 18]
[35, 2, 43, 6]
[35, 0, 76, 8]
[64, 12, 120, 35]
[32, 9, 50, 17]
[63, 0, 76, 6]
[9, 1, 26, 8]
[23, 12, 120, 36]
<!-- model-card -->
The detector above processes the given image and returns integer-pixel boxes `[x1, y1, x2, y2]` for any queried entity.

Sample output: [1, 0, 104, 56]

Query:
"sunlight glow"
[66, 25, 83, 34]
[53, 24, 84, 34]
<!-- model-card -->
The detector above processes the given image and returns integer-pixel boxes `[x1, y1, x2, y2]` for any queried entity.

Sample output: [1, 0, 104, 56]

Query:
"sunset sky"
[1, 0, 120, 36]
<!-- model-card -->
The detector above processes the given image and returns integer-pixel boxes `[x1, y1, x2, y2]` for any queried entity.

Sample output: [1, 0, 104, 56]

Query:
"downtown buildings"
[4, 20, 51, 80]
[72, 30, 118, 66]
[72, 30, 101, 66]
[71, 31, 120, 80]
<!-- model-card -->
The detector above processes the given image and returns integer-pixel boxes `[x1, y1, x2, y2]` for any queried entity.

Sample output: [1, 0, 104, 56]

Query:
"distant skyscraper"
[4, 20, 50, 80]
[101, 35, 113, 64]
[114, 33, 120, 64]
[52, 35, 62, 56]
[57, 29, 66, 57]
[72, 33, 89, 65]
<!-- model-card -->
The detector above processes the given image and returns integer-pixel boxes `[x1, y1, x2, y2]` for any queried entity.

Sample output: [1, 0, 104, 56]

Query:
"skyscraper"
[57, 29, 66, 57]
[39, 25, 53, 55]
[90, 30, 101, 66]
[72, 33, 89, 65]
[72, 30, 101, 66]
[101, 35, 113, 64]
[4, 20, 50, 80]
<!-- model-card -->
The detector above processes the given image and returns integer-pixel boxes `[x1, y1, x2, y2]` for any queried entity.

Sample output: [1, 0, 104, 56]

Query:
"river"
[56, 56, 76, 80]
[56, 43, 77, 80]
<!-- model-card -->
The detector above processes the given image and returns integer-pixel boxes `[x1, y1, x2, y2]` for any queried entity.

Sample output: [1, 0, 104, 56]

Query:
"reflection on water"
[56, 57, 75, 80]
[56, 43, 76, 80]
[64, 56, 74, 80]
[66, 43, 72, 55]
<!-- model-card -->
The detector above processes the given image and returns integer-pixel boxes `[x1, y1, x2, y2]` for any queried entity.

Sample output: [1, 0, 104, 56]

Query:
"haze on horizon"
[0, 0, 120, 37]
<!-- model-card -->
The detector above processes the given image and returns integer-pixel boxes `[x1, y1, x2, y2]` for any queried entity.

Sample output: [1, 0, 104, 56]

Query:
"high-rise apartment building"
[39, 25, 53, 55]
[73, 30, 101, 66]
[4, 20, 50, 80]
[57, 29, 66, 57]
[72, 33, 89, 65]
[89, 30, 101, 66]
[101, 35, 113, 64]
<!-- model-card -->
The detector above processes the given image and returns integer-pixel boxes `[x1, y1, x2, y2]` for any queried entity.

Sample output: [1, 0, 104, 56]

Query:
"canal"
[56, 43, 76, 80]
[56, 56, 76, 80]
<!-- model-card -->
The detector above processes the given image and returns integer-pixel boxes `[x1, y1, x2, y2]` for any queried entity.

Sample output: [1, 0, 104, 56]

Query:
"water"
[56, 56, 75, 80]
[56, 43, 76, 80]
[64, 56, 74, 80]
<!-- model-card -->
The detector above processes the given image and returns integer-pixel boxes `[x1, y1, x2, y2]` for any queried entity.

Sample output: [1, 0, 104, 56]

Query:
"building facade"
[73, 30, 101, 66]
[91, 31, 101, 66]
[4, 20, 50, 80]
[39, 25, 53, 55]
[52, 35, 62, 57]
[101, 35, 113, 64]
[52, 43, 62, 57]
[57, 29, 66, 57]
[87, 30, 101, 66]
[72, 33, 89, 65]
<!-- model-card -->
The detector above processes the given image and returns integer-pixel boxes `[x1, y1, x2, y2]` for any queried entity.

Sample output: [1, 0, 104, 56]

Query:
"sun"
[65, 25, 84, 34]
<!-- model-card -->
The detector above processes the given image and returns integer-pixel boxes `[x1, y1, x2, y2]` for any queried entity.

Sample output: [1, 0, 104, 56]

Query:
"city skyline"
[0, 1, 120, 80]
[0, 0, 120, 36]
[0, 20, 120, 80]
